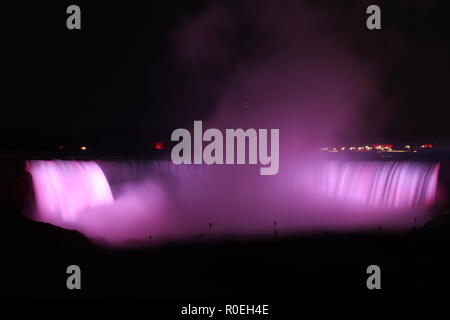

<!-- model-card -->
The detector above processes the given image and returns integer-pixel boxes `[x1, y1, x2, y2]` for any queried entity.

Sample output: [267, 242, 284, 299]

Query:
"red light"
[372, 144, 392, 149]
[422, 144, 432, 148]
[154, 141, 164, 150]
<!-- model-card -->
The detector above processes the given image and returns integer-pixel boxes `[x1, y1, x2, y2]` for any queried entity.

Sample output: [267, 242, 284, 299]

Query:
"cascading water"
[26, 159, 441, 245]
[298, 161, 440, 208]
[27, 161, 114, 228]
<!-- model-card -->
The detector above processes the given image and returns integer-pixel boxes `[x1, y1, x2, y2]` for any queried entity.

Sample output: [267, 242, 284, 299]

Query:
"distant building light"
[373, 144, 392, 151]
[81, 146, 87, 151]
[154, 141, 165, 151]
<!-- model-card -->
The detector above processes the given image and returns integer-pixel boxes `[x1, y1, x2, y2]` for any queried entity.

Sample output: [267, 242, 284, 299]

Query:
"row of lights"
[321, 145, 377, 152]
[56, 141, 166, 152]
[321, 144, 432, 153]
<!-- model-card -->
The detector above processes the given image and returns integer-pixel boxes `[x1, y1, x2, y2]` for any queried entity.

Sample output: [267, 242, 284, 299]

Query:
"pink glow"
[26, 159, 441, 246]
[27, 161, 114, 227]
[298, 161, 440, 208]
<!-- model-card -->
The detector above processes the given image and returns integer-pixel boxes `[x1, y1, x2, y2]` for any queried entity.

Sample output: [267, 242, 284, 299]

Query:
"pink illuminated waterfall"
[299, 161, 440, 208]
[27, 161, 114, 226]
[26, 159, 441, 245]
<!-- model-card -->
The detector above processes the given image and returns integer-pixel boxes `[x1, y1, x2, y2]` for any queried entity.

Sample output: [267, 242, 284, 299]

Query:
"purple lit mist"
[27, 159, 441, 246]
[24, 1, 443, 246]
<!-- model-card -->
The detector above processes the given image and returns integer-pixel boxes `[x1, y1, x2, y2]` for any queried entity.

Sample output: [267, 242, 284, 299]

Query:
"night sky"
[5, 0, 450, 151]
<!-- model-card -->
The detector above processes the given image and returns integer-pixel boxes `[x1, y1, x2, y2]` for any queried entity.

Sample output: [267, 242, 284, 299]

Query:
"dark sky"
[5, 0, 450, 151]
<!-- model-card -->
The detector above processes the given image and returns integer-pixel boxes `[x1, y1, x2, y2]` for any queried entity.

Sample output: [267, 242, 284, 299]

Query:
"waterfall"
[27, 160, 114, 227]
[299, 161, 440, 208]
[26, 159, 442, 245]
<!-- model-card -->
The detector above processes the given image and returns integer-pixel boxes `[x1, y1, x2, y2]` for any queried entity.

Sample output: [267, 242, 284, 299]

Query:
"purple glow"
[298, 161, 440, 208]
[20, 2, 446, 247]
[27, 161, 114, 227]
[27, 159, 441, 246]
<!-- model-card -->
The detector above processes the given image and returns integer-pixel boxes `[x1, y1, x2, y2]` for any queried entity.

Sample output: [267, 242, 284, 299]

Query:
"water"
[27, 160, 114, 228]
[298, 161, 440, 208]
[26, 159, 441, 245]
